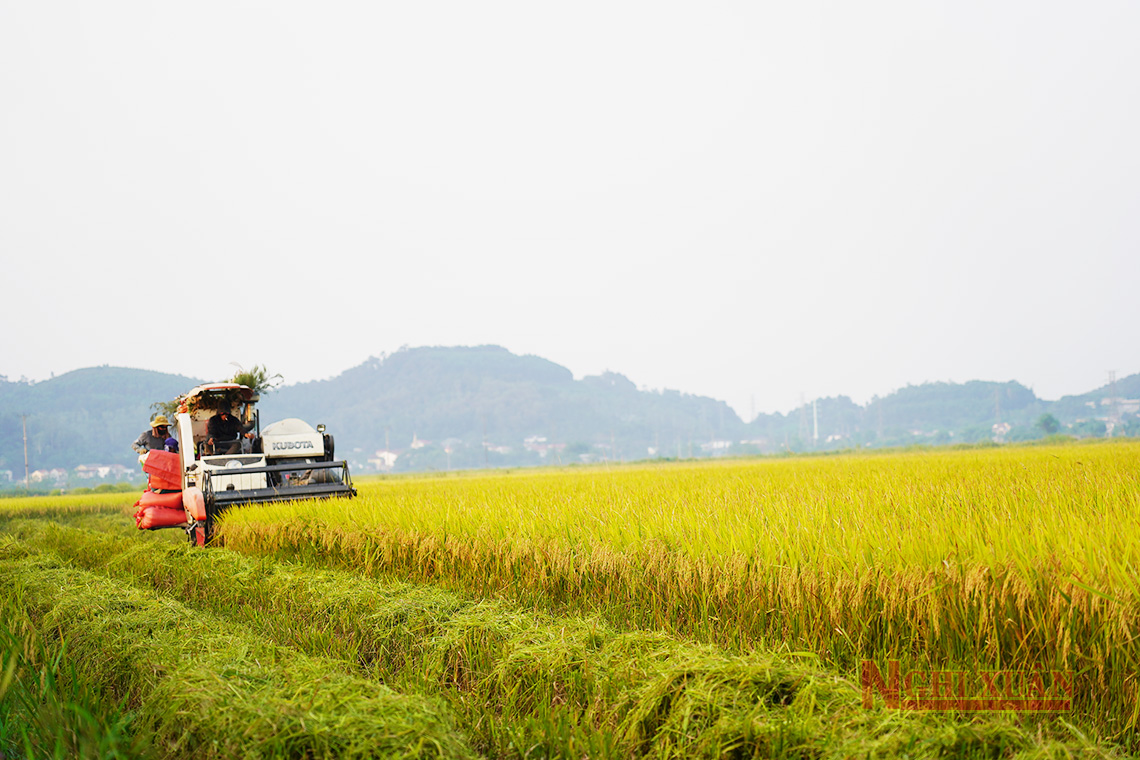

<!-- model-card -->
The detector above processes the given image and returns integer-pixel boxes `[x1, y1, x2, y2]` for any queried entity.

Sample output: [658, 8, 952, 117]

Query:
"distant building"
[369, 450, 399, 471]
[524, 436, 565, 458]
[1102, 397, 1140, 416]
[483, 443, 512, 455]
[29, 468, 68, 484]
[74, 464, 114, 479]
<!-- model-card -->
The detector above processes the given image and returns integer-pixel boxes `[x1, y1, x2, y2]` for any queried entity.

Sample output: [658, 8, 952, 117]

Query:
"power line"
[1108, 370, 1119, 437]
[22, 414, 29, 491]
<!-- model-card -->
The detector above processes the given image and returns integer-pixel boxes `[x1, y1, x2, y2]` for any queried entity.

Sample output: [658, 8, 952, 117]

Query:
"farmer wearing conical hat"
[132, 415, 175, 455]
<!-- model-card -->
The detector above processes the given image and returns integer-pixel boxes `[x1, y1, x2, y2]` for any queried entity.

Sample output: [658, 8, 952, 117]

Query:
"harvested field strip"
[0, 607, 155, 759]
[220, 445, 1140, 738]
[8, 520, 1127, 759]
[0, 538, 475, 760]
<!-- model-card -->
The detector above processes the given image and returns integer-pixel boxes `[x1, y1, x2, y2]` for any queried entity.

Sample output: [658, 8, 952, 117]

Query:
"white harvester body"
[261, 418, 326, 459]
[163, 383, 355, 545]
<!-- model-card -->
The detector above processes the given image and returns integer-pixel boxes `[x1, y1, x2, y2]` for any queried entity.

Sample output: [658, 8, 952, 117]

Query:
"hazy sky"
[2, 2, 1137, 418]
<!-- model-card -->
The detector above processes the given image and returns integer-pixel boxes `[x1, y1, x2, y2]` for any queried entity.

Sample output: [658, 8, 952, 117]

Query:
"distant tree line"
[2, 349, 1138, 480]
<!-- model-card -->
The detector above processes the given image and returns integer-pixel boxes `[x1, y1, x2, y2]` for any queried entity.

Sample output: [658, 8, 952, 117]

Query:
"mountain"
[1043, 374, 1140, 423]
[0, 367, 202, 473]
[745, 380, 1046, 450]
[1, 348, 1137, 484]
[257, 346, 741, 470]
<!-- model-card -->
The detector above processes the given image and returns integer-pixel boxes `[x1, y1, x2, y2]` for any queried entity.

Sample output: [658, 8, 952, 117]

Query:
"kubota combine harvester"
[134, 383, 355, 545]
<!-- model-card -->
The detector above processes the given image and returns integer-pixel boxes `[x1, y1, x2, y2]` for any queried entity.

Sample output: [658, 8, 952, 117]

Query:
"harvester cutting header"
[134, 382, 355, 545]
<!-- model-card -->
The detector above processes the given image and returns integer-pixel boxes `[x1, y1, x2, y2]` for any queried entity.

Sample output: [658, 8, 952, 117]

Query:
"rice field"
[1, 440, 1137, 757]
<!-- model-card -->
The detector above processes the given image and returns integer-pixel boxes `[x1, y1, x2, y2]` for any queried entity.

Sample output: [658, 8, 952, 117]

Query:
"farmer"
[132, 415, 174, 455]
[207, 402, 254, 454]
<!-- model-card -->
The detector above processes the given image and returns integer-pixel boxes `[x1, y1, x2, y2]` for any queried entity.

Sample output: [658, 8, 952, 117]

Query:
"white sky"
[2, 2, 1138, 418]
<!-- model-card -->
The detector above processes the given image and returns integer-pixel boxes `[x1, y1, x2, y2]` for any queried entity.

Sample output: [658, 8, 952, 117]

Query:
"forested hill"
[0, 367, 202, 472]
[1, 347, 1138, 479]
[257, 345, 740, 470]
[747, 380, 1045, 449]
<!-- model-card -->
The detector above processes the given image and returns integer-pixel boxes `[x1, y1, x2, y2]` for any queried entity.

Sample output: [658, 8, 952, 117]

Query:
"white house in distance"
[73, 464, 133, 480]
[29, 468, 68, 484]
[524, 435, 565, 459]
[369, 450, 399, 471]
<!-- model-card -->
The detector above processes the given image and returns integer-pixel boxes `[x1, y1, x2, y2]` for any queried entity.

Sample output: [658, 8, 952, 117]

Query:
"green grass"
[4, 441, 1139, 757]
[0, 538, 475, 760]
[0, 595, 154, 760]
[3, 520, 1129, 759]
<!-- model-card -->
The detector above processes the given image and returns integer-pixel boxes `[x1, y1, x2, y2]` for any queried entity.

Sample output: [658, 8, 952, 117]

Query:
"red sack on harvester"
[135, 450, 189, 530]
[142, 450, 182, 491]
[133, 489, 189, 529]
[136, 505, 189, 529]
[136, 490, 183, 509]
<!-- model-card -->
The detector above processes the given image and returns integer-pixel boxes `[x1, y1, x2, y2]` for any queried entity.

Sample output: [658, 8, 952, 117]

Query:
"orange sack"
[136, 505, 188, 530]
[142, 450, 182, 491]
[138, 490, 184, 509]
[182, 487, 207, 521]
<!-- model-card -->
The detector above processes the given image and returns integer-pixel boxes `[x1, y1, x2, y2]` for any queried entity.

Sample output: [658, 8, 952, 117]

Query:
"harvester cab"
[136, 383, 355, 546]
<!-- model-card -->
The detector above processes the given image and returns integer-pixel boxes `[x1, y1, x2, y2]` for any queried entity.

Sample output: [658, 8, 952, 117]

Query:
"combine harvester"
[134, 383, 355, 545]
